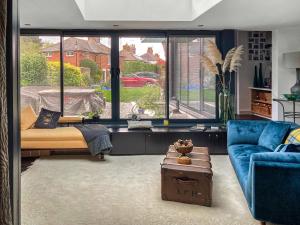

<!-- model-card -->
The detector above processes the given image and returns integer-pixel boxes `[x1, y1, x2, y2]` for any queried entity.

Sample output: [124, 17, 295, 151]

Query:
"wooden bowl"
[174, 142, 193, 154]
[177, 156, 192, 165]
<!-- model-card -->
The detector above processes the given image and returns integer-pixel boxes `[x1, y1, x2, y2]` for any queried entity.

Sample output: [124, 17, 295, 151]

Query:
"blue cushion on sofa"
[228, 144, 271, 194]
[258, 121, 291, 151]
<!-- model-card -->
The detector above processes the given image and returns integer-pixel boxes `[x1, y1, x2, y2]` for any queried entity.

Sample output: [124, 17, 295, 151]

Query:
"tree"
[20, 53, 48, 86]
[80, 59, 100, 83]
[20, 36, 42, 56]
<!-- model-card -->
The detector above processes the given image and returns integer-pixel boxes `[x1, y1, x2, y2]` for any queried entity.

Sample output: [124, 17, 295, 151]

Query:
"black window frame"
[20, 29, 233, 125]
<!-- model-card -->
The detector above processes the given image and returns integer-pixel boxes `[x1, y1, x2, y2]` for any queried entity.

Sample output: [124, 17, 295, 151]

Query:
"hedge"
[47, 62, 87, 86]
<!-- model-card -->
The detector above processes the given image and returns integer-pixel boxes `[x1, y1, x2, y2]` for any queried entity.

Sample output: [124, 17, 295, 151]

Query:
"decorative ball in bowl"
[174, 139, 193, 155]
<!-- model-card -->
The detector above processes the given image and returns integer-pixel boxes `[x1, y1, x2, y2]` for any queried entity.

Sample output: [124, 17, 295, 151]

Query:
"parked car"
[135, 72, 159, 79]
[120, 74, 158, 87]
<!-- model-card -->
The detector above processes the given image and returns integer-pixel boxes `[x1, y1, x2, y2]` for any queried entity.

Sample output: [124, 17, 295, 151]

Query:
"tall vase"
[253, 65, 258, 87]
[258, 63, 264, 87]
[219, 89, 235, 126]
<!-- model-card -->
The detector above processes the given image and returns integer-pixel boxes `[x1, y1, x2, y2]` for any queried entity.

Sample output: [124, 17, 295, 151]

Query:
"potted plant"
[200, 40, 244, 125]
[87, 108, 103, 121]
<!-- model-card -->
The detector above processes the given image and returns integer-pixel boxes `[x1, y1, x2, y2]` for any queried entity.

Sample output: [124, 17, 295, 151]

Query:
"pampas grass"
[206, 40, 223, 65]
[200, 40, 244, 81]
[229, 45, 244, 72]
[200, 55, 219, 75]
[222, 47, 236, 73]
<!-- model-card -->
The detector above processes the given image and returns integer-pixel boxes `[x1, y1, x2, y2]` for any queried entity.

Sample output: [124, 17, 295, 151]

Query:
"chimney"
[123, 44, 136, 54]
[130, 44, 136, 54]
[147, 47, 153, 55]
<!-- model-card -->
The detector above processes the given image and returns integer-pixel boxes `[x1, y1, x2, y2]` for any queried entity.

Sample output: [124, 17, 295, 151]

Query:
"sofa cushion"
[227, 120, 269, 146]
[258, 121, 291, 151]
[35, 108, 61, 129]
[21, 127, 84, 141]
[20, 106, 37, 130]
[228, 144, 272, 194]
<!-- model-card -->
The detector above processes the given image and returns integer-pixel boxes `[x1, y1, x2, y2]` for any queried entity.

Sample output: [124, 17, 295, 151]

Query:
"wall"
[272, 26, 300, 122]
[236, 31, 272, 114]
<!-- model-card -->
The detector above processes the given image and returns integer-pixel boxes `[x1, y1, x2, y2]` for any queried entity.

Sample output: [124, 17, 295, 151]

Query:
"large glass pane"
[169, 36, 216, 119]
[62, 36, 111, 118]
[119, 37, 167, 119]
[20, 36, 61, 114]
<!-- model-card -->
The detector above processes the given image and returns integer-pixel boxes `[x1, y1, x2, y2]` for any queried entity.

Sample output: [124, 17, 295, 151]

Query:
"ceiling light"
[198, 24, 204, 27]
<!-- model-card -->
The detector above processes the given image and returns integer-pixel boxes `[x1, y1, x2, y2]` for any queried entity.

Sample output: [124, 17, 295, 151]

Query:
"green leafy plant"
[47, 62, 87, 87]
[137, 86, 161, 112]
[20, 53, 48, 86]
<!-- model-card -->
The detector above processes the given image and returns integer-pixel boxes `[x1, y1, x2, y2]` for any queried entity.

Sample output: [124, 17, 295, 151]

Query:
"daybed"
[21, 106, 89, 157]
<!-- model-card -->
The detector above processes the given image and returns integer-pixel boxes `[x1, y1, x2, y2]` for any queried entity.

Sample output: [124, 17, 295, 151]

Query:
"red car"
[120, 74, 158, 87]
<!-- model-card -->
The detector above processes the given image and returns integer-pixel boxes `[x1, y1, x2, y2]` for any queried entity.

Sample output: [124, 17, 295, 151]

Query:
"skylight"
[74, 0, 223, 21]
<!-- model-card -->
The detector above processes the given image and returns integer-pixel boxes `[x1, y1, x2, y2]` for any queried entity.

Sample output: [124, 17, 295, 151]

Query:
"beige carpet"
[21, 155, 258, 225]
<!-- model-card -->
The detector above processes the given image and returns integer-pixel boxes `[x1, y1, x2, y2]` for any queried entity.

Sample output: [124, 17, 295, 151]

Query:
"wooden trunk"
[161, 146, 213, 206]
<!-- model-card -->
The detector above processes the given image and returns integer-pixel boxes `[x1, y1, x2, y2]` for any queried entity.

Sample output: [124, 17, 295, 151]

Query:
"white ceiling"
[20, 0, 300, 30]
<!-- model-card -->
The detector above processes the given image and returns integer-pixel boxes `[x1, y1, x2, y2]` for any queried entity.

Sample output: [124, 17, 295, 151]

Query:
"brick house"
[119, 43, 142, 70]
[43, 37, 111, 82]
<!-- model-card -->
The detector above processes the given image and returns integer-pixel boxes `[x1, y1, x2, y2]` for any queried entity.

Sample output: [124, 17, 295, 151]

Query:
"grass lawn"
[180, 89, 215, 102]
[97, 86, 161, 103]
[97, 87, 215, 103]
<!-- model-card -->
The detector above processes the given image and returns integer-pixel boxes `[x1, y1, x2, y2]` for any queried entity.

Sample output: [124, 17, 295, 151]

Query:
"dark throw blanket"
[75, 124, 112, 156]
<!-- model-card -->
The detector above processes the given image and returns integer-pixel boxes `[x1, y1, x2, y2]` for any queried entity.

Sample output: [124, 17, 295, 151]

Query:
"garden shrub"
[20, 53, 48, 86]
[47, 62, 87, 87]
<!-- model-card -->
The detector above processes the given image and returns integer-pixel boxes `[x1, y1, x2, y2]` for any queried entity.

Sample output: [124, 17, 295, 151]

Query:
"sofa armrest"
[227, 120, 269, 146]
[247, 152, 300, 224]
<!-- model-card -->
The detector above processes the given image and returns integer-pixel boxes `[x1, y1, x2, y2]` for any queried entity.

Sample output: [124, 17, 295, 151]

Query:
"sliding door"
[62, 36, 112, 118]
[119, 36, 167, 119]
[169, 36, 216, 119]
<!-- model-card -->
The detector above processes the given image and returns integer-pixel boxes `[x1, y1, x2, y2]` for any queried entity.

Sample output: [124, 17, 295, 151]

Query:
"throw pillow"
[35, 108, 61, 129]
[20, 106, 37, 130]
[258, 121, 291, 151]
[285, 128, 300, 144]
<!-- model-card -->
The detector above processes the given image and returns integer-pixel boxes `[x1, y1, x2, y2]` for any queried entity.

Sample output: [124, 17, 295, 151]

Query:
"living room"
[1, 0, 300, 225]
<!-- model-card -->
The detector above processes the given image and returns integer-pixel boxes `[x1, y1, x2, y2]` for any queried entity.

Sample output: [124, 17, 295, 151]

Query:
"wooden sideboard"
[249, 87, 272, 119]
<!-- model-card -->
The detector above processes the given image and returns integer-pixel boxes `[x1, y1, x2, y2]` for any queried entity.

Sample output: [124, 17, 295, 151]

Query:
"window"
[20, 36, 61, 114]
[119, 36, 167, 119]
[169, 36, 216, 119]
[20, 32, 220, 122]
[63, 36, 111, 118]
[66, 51, 74, 56]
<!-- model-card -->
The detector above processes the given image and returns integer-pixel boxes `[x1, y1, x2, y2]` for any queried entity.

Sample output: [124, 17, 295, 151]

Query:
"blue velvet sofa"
[227, 120, 300, 225]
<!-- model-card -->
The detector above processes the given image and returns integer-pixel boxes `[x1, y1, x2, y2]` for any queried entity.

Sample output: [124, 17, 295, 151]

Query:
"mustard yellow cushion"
[20, 106, 37, 130]
[285, 128, 300, 144]
[21, 127, 85, 141]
